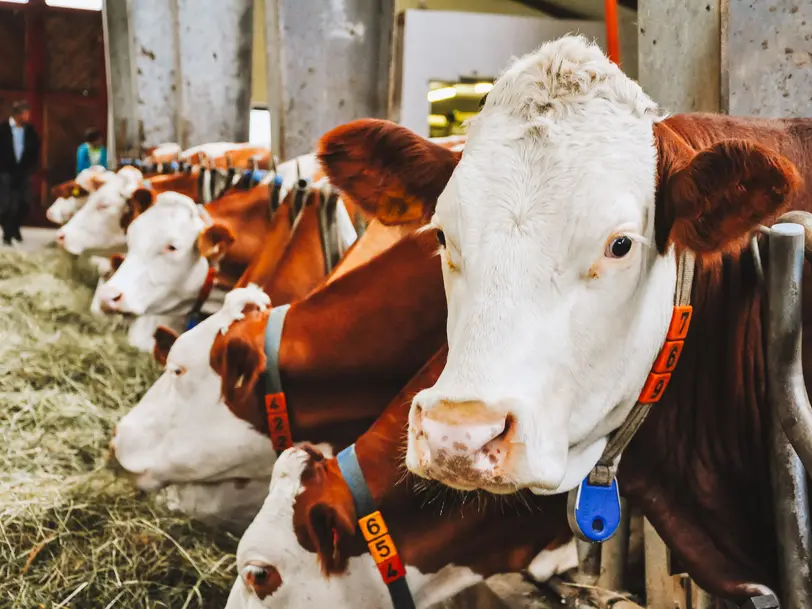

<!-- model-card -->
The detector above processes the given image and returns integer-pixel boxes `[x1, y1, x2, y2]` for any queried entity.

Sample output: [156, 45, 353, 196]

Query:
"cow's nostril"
[111, 293, 123, 303]
[55, 232, 65, 244]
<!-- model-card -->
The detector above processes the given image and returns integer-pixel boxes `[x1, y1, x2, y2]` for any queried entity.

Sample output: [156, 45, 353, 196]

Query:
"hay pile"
[0, 248, 238, 608]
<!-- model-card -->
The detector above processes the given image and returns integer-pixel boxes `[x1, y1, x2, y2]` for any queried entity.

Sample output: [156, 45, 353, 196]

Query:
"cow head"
[110, 286, 276, 491]
[46, 166, 109, 225]
[98, 191, 233, 316]
[56, 167, 145, 254]
[320, 35, 801, 494]
[225, 446, 391, 609]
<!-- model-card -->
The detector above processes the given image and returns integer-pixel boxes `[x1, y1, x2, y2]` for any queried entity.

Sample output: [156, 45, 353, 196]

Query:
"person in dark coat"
[0, 100, 40, 245]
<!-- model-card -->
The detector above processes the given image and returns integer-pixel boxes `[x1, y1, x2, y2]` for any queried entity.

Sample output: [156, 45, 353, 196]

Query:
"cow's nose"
[411, 400, 513, 484]
[55, 230, 65, 246]
[98, 284, 124, 311]
[420, 401, 508, 454]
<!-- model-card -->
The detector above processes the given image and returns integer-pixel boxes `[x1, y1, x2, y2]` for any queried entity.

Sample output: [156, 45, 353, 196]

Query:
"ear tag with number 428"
[567, 477, 622, 543]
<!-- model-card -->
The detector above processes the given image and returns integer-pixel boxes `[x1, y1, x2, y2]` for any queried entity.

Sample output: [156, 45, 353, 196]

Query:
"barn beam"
[264, 0, 395, 159]
[104, 0, 253, 156]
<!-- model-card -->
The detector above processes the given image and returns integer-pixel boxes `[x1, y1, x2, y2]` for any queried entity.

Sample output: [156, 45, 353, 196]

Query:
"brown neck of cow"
[261, 197, 328, 305]
[149, 171, 200, 200]
[620, 113, 812, 601]
[228, 230, 447, 451]
[294, 346, 570, 580]
[206, 185, 276, 283]
[234, 198, 295, 290]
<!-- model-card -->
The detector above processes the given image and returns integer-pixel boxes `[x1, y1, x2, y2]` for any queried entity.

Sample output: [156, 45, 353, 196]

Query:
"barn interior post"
[766, 223, 812, 609]
[263, 0, 395, 160]
[103, 0, 253, 156]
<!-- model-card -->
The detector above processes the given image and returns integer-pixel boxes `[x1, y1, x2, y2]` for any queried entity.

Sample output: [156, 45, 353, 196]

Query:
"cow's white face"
[47, 166, 110, 225]
[57, 168, 142, 254]
[47, 195, 85, 225]
[111, 287, 276, 490]
[406, 36, 676, 495]
[99, 192, 209, 316]
[226, 448, 478, 609]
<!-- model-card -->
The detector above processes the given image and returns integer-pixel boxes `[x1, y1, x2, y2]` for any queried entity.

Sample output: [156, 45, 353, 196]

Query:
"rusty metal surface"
[765, 222, 812, 608]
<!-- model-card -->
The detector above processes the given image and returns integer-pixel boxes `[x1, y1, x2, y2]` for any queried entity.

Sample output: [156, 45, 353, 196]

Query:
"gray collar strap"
[262, 304, 292, 451]
[336, 444, 416, 609]
[263, 304, 290, 398]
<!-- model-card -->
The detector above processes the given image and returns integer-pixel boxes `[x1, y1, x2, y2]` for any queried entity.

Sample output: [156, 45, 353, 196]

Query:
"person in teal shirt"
[76, 128, 107, 174]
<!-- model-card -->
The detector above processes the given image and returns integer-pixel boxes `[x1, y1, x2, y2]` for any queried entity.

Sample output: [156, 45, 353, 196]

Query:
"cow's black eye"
[437, 230, 446, 248]
[606, 236, 633, 258]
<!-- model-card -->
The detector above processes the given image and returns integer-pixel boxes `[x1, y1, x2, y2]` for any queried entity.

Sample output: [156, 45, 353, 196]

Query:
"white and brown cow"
[56, 166, 145, 255]
[110, 226, 445, 528]
[96, 154, 319, 319]
[320, 35, 811, 601]
[46, 165, 111, 225]
[226, 348, 576, 609]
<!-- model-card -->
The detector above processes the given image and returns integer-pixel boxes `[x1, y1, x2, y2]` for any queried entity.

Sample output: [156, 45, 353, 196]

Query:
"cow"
[109, 226, 446, 528]
[95, 155, 321, 322]
[144, 142, 182, 165]
[55, 166, 148, 255]
[225, 347, 577, 609]
[46, 165, 110, 225]
[318, 35, 812, 602]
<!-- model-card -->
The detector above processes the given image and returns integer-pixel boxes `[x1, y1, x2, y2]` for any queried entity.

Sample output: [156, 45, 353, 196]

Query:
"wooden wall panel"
[0, 8, 26, 91]
[44, 99, 99, 188]
[45, 10, 104, 95]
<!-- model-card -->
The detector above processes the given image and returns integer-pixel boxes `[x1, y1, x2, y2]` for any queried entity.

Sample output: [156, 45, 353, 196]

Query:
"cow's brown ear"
[121, 187, 155, 230]
[153, 325, 179, 366]
[109, 253, 124, 272]
[318, 119, 460, 226]
[306, 500, 356, 576]
[89, 173, 109, 191]
[655, 125, 801, 253]
[198, 222, 235, 260]
[210, 318, 266, 405]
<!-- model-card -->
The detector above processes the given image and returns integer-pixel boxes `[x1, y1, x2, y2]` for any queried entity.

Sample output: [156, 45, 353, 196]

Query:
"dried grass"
[0, 249, 237, 608]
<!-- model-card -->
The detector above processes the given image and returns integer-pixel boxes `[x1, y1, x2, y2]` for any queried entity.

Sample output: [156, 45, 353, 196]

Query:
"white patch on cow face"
[46, 196, 84, 225]
[227, 448, 481, 609]
[112, 286, 275, 490]
[58, 169, 141, 255]
[100, 192, 209, 316]
[406, 35, 678, 495]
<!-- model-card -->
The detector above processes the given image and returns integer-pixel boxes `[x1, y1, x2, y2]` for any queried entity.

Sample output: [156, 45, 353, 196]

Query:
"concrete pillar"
[104, 0, 253, 154]
[264, 0, 395, 159]
[175, 0, 253, 145]
[639, 0, 812, 117]
[724, 1, 812, 116]
[638, 1, 722, 113]
[102, 0, 138, 162]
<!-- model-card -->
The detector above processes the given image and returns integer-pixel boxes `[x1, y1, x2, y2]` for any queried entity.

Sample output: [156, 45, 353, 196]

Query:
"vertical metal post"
[598, 496, 630, 591]
[766, 222, 812, 609]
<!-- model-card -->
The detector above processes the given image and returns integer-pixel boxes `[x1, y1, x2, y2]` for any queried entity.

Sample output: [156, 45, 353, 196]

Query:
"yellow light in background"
[428, 114, 450, 127]
[474, 82, 494, 94]
[427, 87, 457, 103]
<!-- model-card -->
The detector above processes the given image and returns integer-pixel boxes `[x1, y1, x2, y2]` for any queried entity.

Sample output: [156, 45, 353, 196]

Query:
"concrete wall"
[264, 0, 394, 159]
[105, 0, 253, 153]
[725, 0, 812, 117]
[396, 9, 605, 137]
